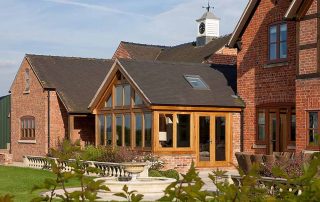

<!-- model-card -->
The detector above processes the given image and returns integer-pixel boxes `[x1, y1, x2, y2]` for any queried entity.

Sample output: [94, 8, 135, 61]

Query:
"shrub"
[149, 169, 179, 180]
[160, 169, 180, 180]
[148, 170, 163, 178]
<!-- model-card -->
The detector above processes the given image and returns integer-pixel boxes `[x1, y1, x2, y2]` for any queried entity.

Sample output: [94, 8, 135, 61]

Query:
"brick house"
[9, 7, 242, 169]
[10, 55, 114, 161]
[227, 0, 320, 154]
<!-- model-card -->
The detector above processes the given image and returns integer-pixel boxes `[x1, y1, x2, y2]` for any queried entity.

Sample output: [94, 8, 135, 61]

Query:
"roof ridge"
[25, 54, 112, 61]
[119, 58, 212, 67]
[121, 41, 170, 49]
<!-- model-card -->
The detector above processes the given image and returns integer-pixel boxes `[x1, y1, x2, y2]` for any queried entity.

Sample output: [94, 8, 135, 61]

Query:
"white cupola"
[196, 2, 220, 46]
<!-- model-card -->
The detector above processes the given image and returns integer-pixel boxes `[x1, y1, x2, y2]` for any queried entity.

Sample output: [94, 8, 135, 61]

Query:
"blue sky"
[0, 0, 247, 96]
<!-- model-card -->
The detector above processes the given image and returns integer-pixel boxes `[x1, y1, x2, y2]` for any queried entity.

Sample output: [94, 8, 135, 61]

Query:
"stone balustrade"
[23, 155, 149, 177]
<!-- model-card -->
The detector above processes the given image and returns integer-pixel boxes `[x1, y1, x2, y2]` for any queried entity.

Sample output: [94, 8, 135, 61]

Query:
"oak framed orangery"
[89, 59, 244, 170]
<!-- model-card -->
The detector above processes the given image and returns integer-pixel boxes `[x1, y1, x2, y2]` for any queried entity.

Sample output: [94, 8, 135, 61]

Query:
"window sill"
[264, 61, 288, 68]
[23, 90, 30, 94]
[252, 144, 267, 149]
[18, 140, 36, 144]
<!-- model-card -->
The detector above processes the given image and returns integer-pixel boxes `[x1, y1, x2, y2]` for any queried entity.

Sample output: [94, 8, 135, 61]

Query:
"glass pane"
[144, 113, 152, 148]
[258, 112, 265, 141]
[135, 114, 142, 147]
[199, 116, 210, 162]
[309, 112, 318, 129]
[215, 117, 226, 161]
[134, 92, 143, 105]
[270, 113, 277, 152]
[159, 114, 173, 148]
[116, 115, 123, 146]
[291, 114, 296, 141]
[115, 86, 123, 106]
[184, 75, 208, 89]
[105, 95, 112, 108]
[125, 114, 131, 146]
[269, 43, 277, 60]
[280, 42, 287, 59]
[269, 25, 277, 43]
[124, 85, 131, 106]
[98, 115, 105, 145]
[280, 24, 287, 41]
[177, 114, 190, 147]
[106, 115, 112, 145]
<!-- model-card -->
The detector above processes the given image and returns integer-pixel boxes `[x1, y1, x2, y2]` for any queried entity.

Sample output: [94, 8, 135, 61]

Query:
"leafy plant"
[113, 185, 143, 202]
[159, 161, 210, 201]
[31, 140, 110, 202]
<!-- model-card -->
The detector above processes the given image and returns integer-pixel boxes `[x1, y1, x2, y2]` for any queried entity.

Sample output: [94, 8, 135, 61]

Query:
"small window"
[105, 95, 112, 108]
[159, 114, 174, 148]
[123, 85, 131, 106]
[269, 23, 287, 61]
[134, 91, 143, 105]
[184, 75, 209, 90]
[115, 86, 123, 106]
[24, 69, 30, 92]
[308, 112, 319, 146]
[21, 116, 35, 140]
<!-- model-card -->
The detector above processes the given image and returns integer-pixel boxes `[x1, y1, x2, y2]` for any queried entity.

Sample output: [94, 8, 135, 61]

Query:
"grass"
[0, 166, 80, 202]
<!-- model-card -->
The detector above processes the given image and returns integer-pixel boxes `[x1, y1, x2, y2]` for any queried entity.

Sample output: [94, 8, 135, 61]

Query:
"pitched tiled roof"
[156, 35, 231, 63]
[26, 54, 114, 113]
[118, 59, 244, 108]
[121, 41, 169, 60]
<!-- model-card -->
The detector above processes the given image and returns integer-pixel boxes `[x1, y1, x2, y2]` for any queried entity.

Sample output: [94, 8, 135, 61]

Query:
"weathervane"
[202, 1, 214, 12]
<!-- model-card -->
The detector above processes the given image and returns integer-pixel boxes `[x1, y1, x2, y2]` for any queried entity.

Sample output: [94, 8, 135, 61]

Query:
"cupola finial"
[202, 1, 214, 12]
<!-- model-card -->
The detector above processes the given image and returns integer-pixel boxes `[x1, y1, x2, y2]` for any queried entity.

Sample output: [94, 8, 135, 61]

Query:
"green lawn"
[0, 166, 80, 202]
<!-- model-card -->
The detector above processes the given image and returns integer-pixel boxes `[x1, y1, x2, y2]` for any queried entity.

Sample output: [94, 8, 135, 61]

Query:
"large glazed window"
[269, 23, 287, 61]
[159, 114, 174, 148]
[144, 113, 152, 148]
[116, 115, 123, 146]
[124, 114, 131, 146]
[177, 114, 190, 147]
[115, 86, 123, 107]
[20, 116, 35, 140]
[135, 113, 143, 147]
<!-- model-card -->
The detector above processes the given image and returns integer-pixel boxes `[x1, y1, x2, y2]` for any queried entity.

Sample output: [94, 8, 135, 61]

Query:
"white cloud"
[43, 0, 150, 19]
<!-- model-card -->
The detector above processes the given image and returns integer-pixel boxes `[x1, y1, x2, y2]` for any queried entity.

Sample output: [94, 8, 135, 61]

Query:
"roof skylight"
[184, 75, 209, 90]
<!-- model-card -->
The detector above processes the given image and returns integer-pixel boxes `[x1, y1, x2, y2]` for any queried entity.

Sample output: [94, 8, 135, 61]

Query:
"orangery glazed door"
[196, 113, 231, 167]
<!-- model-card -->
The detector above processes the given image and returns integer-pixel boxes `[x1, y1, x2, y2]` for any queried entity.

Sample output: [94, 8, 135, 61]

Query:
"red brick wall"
[207, 47, 237, 65]
[112, 42, 131, 60]
[296, 78, 320, 152]
[298, 0, 318, 75]
[159, 154, 196, 173]
[11, 58, 48, 161]
[232, 113, 241, 165]
[296, 0, 320, 152]
[49, 91, 68, 148]
[237, 0, 296, 153]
